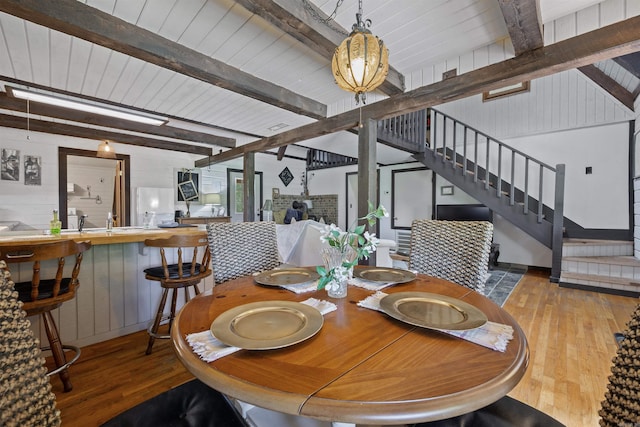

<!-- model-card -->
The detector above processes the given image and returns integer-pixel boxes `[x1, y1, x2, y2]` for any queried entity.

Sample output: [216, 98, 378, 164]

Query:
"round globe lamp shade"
[97, 141, 117, 159]
[332, 28, 389, 103]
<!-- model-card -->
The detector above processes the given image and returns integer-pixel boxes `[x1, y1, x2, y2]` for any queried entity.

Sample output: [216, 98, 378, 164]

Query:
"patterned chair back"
[0, 261, 61, 427]
[599, 304, 640, 426]
[408, 219, 493, 294]
[207, 222, 280, 284]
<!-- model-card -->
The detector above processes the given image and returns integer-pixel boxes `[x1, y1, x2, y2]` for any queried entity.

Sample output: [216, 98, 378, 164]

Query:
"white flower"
[380, 205, 389, 217]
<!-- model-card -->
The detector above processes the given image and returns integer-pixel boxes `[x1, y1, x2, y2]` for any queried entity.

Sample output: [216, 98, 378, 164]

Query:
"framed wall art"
[1, 148, 20, 181]
[177, 170, 199, 202]
[24, 155, 41, 186]
[482, 81, 530, 101]
[441, 185, 454, 196]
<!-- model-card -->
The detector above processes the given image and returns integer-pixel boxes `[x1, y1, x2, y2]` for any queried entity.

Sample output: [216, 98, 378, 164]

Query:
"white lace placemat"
[186, 298, 337, 362]
[357, 291, 513, 352]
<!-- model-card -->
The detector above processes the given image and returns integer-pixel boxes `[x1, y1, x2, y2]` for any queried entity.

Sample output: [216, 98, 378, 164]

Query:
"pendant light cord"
[26, 99, 30, 141]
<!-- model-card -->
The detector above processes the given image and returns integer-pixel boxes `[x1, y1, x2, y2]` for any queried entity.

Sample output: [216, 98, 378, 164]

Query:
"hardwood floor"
[50, 269, 637, 427]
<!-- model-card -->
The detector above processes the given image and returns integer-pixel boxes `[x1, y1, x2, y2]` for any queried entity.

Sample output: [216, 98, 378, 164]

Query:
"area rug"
[484, 263, 527, 307]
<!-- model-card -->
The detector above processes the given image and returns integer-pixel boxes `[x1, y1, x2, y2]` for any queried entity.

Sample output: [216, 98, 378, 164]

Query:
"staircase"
[406, 109, 565, 282]
[561, 239, 640, 296]
[376, 108, 639, 290]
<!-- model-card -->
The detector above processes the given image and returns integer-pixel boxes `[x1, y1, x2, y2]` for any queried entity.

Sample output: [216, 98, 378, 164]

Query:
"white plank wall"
[19, 242, 216, 349]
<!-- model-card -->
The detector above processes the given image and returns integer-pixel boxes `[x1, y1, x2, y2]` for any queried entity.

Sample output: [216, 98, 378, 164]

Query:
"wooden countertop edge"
[0, 227, 207, 246]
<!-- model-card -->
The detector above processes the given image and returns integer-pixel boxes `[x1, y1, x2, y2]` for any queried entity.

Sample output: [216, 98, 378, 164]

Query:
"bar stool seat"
[143, 234, 211, 355]
[0, 239, 91, 392]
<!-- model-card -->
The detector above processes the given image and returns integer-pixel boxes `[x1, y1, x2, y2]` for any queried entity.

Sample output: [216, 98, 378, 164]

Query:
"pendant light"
[97, 140, 117, 159]
[331, 0, 389, 104]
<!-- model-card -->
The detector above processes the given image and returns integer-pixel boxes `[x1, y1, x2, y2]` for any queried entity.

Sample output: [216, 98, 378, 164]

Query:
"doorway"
[391, 167, 434, 229]
[58, 147, 130, 229]
[345, 170, 380, 233]
[226, 168, 263, 222]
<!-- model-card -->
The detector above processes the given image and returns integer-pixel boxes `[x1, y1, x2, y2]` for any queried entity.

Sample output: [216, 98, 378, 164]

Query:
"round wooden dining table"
[171, 269, 529, 425]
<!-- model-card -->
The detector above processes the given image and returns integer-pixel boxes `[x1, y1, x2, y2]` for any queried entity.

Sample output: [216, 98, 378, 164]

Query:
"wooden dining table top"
[171, 268, 529, 425]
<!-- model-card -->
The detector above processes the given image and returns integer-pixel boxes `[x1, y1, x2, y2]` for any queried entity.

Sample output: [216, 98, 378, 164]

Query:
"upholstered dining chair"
[0, 239, 91, 393]
[101, 378, 249, 427]
[143, 233, 211, 355]
[0, 260, 61, 427]
[408, 219, 493, 294]
[207, 221, 280, 284]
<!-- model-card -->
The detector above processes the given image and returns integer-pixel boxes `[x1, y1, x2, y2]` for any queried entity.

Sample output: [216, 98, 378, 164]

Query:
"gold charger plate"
[354, 267, 416, 284]
[254, 268, 319, 287]
[211, 301, 323, 350]
[379, 292, 487, 331]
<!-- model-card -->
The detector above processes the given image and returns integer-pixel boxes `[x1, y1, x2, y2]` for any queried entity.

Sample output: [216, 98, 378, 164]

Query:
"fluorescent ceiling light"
[6, 86, 167, 126]
[268, 123, 289, 131]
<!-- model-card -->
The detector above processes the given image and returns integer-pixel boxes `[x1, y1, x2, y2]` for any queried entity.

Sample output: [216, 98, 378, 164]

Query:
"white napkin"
[349, 269, 418, 291]
[349, 277, 395, 291]
[186, 298, 337, 362]
[280, 280, 319, 294]
[357, 291, 513, 352]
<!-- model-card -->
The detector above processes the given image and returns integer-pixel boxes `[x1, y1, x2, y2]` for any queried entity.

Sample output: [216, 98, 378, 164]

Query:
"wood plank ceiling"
[0, 0, 637, 163]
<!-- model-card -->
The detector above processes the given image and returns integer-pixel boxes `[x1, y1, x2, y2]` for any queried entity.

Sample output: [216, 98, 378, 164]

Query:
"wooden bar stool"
[0, 239, 91, 392]
[143, 234, 211, 355]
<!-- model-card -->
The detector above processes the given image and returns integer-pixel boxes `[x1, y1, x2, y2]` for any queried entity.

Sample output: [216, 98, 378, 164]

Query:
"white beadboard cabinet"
[14, 242, 215, 349]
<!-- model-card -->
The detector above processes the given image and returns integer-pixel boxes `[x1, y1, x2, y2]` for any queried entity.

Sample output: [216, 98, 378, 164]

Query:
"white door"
[392, 168, 433, 229]
[228, 169, 263, 222]
[346, 172, 358, 230]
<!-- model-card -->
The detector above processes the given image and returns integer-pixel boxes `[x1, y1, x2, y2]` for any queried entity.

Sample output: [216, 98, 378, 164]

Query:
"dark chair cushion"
[413, 396, 565, 427]
[101, 379, 248, 427]
[144, 263, 203, 280]
[14, 278, 71, 302]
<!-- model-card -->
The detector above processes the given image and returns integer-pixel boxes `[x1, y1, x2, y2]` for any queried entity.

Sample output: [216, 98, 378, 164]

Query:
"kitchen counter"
[2, 225, 214, 349]
[0, 226, 206, 246]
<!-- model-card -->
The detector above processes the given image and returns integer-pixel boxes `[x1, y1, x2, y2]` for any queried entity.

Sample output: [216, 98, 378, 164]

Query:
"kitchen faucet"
[78, 215, 88, 232]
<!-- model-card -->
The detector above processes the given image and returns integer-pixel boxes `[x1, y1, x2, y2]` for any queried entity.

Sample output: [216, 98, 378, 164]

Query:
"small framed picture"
[483, 81, 530, 101]
[178, 180, 199, 201]
[272, 188, 280, 198]
[441, 185, 454, 196]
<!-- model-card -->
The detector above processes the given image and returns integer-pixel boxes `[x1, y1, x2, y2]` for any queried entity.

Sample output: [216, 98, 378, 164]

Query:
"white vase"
[321, 246, 357, 299]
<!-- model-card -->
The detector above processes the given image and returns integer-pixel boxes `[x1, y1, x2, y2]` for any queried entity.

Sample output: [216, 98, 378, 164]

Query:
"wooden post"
[358, 117, 377, 266]
[243, 152, 255, 222]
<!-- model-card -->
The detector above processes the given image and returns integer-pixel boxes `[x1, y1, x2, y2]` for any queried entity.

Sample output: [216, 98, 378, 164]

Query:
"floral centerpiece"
[317, 202, 388, 297]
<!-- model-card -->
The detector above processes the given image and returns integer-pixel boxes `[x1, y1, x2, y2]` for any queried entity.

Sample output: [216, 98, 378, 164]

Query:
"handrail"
[430, 109, 560, 223]
[428, 108, 565, 282]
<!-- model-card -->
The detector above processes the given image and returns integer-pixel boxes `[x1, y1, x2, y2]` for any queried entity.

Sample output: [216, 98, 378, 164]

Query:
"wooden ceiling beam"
[235, 0, 405, 96]
[497, 0, 544, 56]
[276, 146, 287, 161]
[578, 65, 635, 110]
[0, 92, 237, 148]
[0, 0, 327, 120]
[196, 16, 640, 167]
[0, 113, 212, 156]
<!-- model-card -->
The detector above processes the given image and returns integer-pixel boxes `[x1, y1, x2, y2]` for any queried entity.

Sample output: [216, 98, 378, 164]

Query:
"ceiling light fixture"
[331, 0, 389, 104]
[97, 140, 117, 159]
[268, 123, 289, 131]
[6, 86, 167, 126]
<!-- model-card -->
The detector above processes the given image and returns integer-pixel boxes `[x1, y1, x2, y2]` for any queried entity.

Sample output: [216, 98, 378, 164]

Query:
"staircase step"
[562, 239, 633, 257]
[560, 271, 640, 295]
[562, 255, 640, 275]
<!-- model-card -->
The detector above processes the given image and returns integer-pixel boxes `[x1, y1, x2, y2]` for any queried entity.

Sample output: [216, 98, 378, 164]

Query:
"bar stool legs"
[41, 311, 81, 392]
[146, 283, 200, 355]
